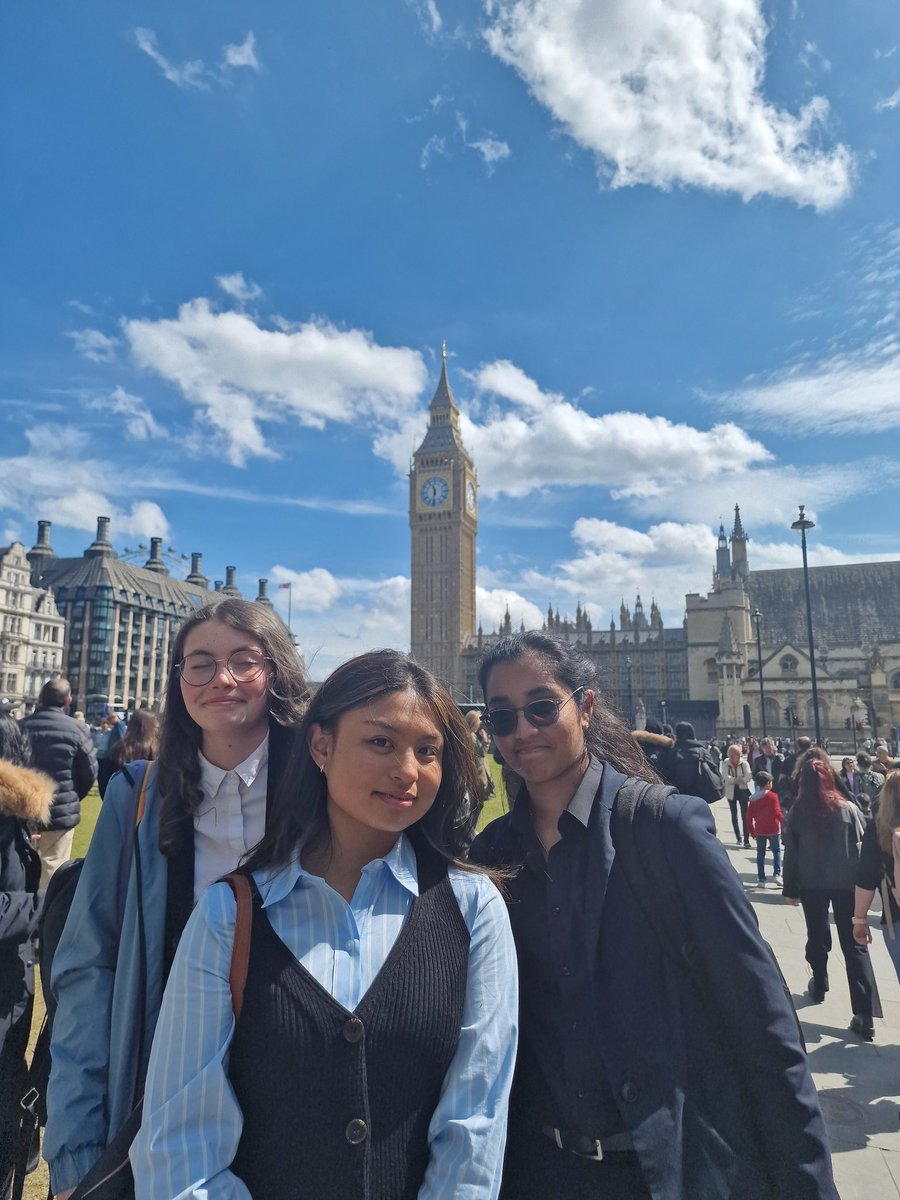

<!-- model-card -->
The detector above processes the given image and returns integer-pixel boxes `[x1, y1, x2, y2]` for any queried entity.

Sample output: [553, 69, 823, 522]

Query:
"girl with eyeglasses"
[131, 649, 517, 1199]
[470, 631, 836, 1200]
[45, 598, 310, 1200]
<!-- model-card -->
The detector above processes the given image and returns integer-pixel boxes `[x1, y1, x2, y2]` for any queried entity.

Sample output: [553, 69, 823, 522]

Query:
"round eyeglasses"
[481, 688, 584, 738]
[177, 652, 271, 687]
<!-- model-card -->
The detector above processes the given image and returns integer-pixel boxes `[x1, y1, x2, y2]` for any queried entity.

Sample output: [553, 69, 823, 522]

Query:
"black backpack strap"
[612, 778, 697, 970]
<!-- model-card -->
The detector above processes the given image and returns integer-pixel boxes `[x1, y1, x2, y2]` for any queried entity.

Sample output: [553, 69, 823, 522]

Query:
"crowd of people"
[5, 608, 900, 1197]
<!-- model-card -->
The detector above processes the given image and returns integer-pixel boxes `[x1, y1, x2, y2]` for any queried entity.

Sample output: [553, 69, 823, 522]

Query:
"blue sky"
[2, 1, 899, 675]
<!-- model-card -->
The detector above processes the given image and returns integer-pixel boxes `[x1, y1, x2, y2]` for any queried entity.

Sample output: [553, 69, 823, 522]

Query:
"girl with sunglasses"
[131, 649, 517, 1199]
[470, 631, 836, 1200]
[45, 598, 310, 1200]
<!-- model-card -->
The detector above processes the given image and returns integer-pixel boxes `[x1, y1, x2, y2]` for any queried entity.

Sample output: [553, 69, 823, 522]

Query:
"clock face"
[420, 476, 449, 507]
[465, 481, 477, 513]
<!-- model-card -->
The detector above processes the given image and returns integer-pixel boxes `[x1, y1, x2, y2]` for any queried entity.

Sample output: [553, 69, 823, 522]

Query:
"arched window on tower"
[705, 657, 718, 684]
[890, 672, 900, 691]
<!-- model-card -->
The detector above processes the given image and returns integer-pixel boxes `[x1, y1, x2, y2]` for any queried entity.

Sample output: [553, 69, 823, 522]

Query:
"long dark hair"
[157, 598, 310, 855]
[478, 631, 657, 784]
[876, 770, 900, 853]
[0, 713, 30, 767]
[109, 709, 160, 768]
[242, 649, 482, 875]
[789, 747, 846, 827]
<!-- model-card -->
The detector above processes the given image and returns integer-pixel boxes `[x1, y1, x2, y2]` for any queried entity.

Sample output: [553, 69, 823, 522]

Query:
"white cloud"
[407, 1, 443, 38]
[876, 86, 900, 113]
[215, 272, 262, 303]
[0, 425, 172, 542]
[716, 341, 900, 435]
[269, 565, 411, 677]
[87, 387, 168, 442]
[134, 28, 208, 90]
[620, 461, 885, 529]
[477, 586, 544, 632]
[122, 296, 428, 466]
[222, 32, 259, 71]
[471, 135, 512, 170]
[453, 359, 773, 499]
[66, 328, 119, 363]
[456, 112, 511, 173]
[420, 133, 449, 169]
[483, 0, 854, 209]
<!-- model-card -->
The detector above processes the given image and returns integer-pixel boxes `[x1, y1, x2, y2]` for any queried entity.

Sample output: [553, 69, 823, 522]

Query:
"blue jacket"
[44, 766, 167, 1193]
[471, 764, 837, 1200]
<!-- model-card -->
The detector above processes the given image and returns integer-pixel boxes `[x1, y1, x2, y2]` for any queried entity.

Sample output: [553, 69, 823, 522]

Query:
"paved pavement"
[711, 800, 900, 1198]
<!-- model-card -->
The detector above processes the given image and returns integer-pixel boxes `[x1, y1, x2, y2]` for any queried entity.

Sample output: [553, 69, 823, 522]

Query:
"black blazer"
[473, 763, 837, 1200]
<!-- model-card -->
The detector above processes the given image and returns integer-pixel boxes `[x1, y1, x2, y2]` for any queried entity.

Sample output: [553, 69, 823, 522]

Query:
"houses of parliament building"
[410, 354, 900, 743]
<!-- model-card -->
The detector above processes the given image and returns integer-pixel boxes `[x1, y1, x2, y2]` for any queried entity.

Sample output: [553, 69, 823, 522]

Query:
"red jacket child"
[747, 788, 783, 838]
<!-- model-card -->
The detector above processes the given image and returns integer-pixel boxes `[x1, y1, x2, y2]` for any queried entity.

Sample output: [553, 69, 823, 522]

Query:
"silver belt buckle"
[552, 1127, 604, 1160]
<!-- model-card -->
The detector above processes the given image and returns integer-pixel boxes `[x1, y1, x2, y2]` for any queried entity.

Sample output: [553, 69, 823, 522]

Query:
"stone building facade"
[686, 507, 900, 743]
[25, 517, 273, 719]
[409, 347, 478, 700]
[408, 360, 899, 745]
[0, 540, 66, 713]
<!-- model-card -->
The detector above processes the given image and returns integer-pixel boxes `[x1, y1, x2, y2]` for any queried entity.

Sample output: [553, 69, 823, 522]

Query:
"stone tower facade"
[409, 347, 477, 699]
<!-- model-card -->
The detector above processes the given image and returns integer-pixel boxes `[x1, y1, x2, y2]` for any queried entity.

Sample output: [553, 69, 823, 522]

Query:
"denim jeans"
[755, 835, 782, 880]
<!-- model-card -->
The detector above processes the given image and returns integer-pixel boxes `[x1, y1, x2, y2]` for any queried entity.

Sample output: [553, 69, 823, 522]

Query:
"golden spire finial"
[441, 339, 447, 362]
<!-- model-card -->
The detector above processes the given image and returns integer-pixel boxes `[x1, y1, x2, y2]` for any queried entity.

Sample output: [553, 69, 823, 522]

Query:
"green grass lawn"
[23, 768, 509, 1198]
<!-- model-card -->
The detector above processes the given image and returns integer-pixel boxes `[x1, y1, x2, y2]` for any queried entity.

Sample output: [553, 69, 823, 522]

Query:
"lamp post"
[790, 505, 822, 746]
[753, 608, 766, 739]
[660, 698, 668, 729]
[624, 656, 633, 729]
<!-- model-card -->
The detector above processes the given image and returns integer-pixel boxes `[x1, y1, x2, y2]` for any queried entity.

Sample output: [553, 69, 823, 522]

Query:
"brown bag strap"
[222, 873, 253, 1023]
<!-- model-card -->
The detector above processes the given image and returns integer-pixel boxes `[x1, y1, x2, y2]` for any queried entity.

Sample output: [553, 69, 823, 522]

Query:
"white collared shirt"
[193, 734, 269, 902]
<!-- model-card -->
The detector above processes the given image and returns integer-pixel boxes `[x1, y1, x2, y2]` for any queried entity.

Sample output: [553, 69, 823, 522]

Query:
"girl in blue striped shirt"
[132, 649, 518, 1200]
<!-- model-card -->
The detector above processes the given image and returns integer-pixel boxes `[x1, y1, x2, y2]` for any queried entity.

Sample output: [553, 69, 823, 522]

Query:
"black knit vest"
[229, 848, 471, 1200]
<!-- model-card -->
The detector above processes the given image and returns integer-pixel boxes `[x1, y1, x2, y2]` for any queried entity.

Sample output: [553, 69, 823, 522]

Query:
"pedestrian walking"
[131, 649, 518, 1200]
[97, 710, 160, 799]
[723, 743, 754, 847]
[782, 750, 881, 1040]
[470, 631, 836, 1200]
[853, 769, 900, 983]
[22, 678, 97, 889]
[748, 770, 784, 887]
[0, 712, 54, 1197]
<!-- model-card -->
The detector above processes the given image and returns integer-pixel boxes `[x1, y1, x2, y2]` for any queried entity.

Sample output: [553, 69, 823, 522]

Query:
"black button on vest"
[343, 1015, 364, 1043]
[229, 848, 470, 1200]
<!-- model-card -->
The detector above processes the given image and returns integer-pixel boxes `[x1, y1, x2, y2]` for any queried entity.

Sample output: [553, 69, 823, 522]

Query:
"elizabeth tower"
[409, 346, 477, 699]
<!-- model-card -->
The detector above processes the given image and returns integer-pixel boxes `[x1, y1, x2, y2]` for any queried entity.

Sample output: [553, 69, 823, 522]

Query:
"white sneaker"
[773, 874, 783, 885]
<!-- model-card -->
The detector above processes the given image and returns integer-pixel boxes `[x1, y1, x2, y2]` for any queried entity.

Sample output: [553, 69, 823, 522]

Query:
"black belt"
[541, 1125, 634, 1161]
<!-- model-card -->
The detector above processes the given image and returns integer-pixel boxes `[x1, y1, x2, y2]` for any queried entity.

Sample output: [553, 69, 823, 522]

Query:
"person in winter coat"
[632, 718, 675, 784]
[45, 599, 310, 1200]
[723, 744, 754, 847]
[853, 769, 900, 983]
[0, 712, 54, 1196]
[747, 771, 784, 887]
[782, 750, 880, 1041]
[22, 678, 97, 890]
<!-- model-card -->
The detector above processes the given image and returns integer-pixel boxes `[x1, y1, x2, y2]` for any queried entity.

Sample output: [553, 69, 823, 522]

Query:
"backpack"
[670, 742, 725, 804]
[612, 779, 805, 1051]
[12, 762, 153, 1200]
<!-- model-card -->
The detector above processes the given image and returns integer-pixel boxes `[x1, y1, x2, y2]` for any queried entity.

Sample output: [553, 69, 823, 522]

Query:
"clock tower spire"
[409, 345, 477, 698]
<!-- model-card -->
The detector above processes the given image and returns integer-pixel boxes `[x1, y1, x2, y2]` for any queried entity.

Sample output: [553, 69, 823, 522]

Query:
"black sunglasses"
[482, 688, 585, 738]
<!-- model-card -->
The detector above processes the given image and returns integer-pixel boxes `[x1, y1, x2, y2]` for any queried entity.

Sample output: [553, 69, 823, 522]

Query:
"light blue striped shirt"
[131, 835, 518, 1199]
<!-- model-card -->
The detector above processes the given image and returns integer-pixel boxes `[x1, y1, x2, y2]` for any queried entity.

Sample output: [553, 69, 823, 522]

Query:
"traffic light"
[845, 718, 852, 729]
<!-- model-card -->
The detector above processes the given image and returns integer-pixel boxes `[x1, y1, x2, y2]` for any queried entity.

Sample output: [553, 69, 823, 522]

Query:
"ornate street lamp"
[624, 656, 633, 729]
[660, 698, 668, 729]
[790, 505, 822, 745]
[753, 608, 766, 739]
